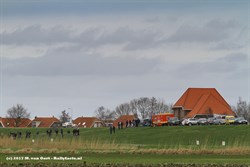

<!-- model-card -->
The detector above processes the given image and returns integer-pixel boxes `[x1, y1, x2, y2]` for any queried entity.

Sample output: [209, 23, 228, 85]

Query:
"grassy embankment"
[0, 125, 250, 165]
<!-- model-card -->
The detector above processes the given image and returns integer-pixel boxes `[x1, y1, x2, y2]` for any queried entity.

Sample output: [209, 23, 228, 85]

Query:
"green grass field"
[0, 125, 250, 166]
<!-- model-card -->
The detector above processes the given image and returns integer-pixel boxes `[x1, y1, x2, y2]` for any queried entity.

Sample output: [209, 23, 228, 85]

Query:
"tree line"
[4, 97, 250, 127]
[95, 97, 173, 121]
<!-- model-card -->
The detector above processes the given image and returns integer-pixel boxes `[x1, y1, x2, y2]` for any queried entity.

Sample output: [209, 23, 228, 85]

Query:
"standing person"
[49, 129, 52, 137]
[109, 125, 112, 135]
[118, 122, 121, 130]
[17, 131, 22, 138]
[60, 128, 63, 137]
[136, 119, 140, 127]
[25, 131, 31, 139]
[55, 128, 59, 135]
[132, 119, 135, 127]
[112, 126, 116, 134]
[77, 128, 80, 136]
[121, 122, 123, 129]
[126, 120, 128, 128]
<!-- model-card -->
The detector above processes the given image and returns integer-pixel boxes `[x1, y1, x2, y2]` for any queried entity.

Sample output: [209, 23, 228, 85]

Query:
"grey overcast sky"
[0, 0, 249, 119]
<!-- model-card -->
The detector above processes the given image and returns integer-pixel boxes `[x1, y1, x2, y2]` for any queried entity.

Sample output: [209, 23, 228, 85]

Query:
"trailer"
[152, 113, 174, 126]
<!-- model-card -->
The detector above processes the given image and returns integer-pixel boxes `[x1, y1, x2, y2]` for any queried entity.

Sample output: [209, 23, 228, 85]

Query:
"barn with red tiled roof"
[113, 115, 135, 128]
[172, 88, 235, 119]
[73, 117, 104, 128]
[28, 117, 61, 128]
[0, 117, 31, 128]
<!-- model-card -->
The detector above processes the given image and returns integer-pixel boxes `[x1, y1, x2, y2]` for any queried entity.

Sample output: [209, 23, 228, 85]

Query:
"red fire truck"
[152, 113, 174, 126]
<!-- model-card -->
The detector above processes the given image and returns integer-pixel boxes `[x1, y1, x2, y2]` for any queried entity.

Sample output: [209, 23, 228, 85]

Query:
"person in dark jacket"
[121, 122, 123, 129]
[60, 128, 63, 137]
[109, 125, 112, 134]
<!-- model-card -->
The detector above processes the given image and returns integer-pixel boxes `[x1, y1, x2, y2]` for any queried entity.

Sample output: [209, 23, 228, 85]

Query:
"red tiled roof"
[113, 115, 135, 128]
[73, 117, 103, 128]
[0, 117, 31, 127]
[30, 117, 60, 127]
[173, 88, 235, 117]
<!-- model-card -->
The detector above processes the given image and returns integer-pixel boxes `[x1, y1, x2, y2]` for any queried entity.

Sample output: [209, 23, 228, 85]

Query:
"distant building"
[172, 88, 235, 119]
[73, 117, 104, 128]
[0, 117, 31, 128]
[113, 115, 135, 128]
[28, 116, 61, 128]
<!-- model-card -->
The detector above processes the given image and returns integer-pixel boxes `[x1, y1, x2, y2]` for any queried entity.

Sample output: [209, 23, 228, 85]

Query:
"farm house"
[73, 117, 104, 128]
[28, 116, 61, 128]
[172, 88, 235, 119]
[0, 117, 31, 128]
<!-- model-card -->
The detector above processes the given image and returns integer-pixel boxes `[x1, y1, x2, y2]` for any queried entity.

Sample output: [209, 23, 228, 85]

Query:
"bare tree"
[115, 103, 131, 117]
[130, 99, 138, 115]
[94, 97, 174, 120]
[149, 97, 157, 116]
[59, 110, 71, 123]
[95, 106, 106, 119]
[154, 99, 172, 114]
[233, 97, 250, 121]
[6, 104, 30, 127]
[129, 97, 172, 119]
[95, 106, 116, 120]
[132, 97, 151, 119]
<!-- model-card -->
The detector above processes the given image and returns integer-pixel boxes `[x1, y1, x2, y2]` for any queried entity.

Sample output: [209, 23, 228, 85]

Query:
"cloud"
[167, 19, 237, 43]
[1, 18, 244, 60]
[175, 53, 248, 78]
[1, 25, 72, 46]
[143, 17, 160, 23]
[3, 49, 161, 76]
[1, 25, 165, 51]
[210, 42, 244, 50]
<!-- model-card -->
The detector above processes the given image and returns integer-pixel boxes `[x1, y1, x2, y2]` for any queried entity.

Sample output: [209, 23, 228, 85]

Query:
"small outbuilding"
[172, 88, 235, 119]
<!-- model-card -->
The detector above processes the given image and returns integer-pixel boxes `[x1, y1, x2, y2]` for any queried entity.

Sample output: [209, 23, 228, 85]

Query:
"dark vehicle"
[142, 119, 152, 127]
[234, 117, 248, 125]
[197, 118, 208, 125]
[168, 117, 181, 126]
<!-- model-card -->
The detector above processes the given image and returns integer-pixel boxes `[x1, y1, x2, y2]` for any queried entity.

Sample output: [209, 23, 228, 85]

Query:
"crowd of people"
[9, 130, 32, 139]
[8, 127, 80, 139]
[8, 119, 142, 138]
[118, 119, 141, 129]
[109, 119, 141, 135]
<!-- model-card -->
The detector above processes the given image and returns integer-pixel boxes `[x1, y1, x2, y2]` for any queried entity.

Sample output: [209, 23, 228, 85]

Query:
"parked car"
[182, 118, 198, 126]
[197, 118, 208, 125]
[213, 118, 225, 125]
[62, 122, 77, 128]
[234, 117, 248, 125]
[207, 117, 216, 125]
[225, 116, 235, 125]
[168, 117, 181, 126]
[141, 119, 152, 127]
